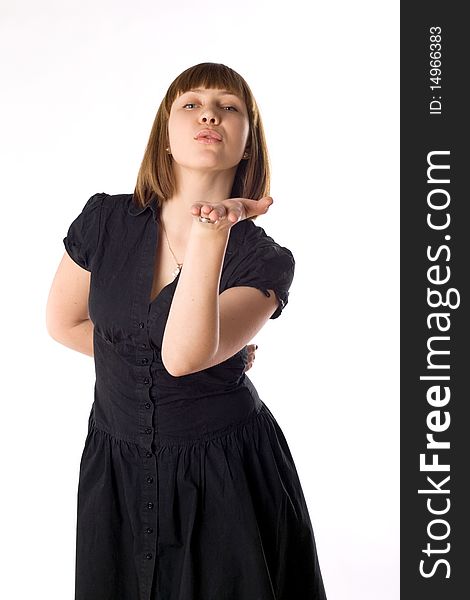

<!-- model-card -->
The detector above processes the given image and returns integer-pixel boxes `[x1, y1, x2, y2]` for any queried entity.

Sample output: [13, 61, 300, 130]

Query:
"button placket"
[134, 319, 154, 451]
[130, 213, 160, 594]
[137, 339, 158, 588]
[136, 353, 154, 445]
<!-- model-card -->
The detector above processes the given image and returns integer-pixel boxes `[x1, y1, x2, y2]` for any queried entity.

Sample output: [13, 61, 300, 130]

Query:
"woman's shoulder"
[77, 192, 133, 214]
[95, 192, 154, 225]
[100, 192, 134, 213]
[230, 217, 293, 259]
[223, 218, 296, 320]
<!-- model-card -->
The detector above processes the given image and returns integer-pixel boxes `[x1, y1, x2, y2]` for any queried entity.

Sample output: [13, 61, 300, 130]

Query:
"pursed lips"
[194, 129, 223, 141]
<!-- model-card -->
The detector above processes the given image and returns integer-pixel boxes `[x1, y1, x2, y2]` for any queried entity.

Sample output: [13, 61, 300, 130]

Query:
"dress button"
[145, 553, 153, 560]
[146, 451, 153, 458]
[141, 358, 149, 365]
[145, 402, 151, 409]
[145, 527, 153, 534]
[139, 322, 145, 329]
[144, 377, 150, 384]
[147, 502, 154, 509]
[141, 343, 147, 349]
[147, 476, 154, 484]
[145, 427, 152, 434]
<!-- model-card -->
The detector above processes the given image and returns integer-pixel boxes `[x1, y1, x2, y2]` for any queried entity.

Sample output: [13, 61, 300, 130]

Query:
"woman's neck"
[160, 169, 236, 240]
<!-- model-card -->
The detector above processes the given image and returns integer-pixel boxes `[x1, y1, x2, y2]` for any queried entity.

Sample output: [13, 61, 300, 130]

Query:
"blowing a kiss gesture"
[190, 195, 274, 230]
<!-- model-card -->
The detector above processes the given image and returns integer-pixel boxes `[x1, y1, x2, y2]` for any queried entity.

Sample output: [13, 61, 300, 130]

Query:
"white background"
[0, 1, 399, 598]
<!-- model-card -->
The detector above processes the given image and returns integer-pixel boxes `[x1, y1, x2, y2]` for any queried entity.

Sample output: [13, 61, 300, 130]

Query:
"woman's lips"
[196, 137, 222, 144]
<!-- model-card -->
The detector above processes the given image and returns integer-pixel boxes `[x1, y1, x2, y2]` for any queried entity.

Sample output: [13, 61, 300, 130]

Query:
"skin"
[244, 343, 258, 373]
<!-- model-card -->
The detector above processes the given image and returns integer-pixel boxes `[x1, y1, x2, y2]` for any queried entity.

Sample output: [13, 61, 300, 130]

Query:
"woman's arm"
[46, 252, 94, 357]
[161, 219, 277, 376]
[161, 220, 228, 375]
[50, 319, 94, 357]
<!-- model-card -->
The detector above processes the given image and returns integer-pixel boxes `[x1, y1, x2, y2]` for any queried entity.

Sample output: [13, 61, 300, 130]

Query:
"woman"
[46, 62, 327, 600]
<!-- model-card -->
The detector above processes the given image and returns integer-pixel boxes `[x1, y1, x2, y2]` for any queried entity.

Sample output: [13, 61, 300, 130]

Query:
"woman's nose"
[200, 113, 218, 124]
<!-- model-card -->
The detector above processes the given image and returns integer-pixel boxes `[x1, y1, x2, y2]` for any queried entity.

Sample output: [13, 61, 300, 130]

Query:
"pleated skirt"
[75, 383, 327, 600]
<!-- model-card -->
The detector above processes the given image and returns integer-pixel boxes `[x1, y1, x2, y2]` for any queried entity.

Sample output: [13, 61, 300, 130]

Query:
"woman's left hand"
[243, 343, 258, 373]
[190, 196, 273, 230]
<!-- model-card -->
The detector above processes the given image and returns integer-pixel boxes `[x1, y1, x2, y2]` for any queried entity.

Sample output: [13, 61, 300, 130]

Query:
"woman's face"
[167, 87, 250, 173]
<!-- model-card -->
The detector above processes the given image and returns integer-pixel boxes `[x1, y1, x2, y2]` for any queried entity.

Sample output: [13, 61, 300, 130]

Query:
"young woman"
[46, 62, 327, 600]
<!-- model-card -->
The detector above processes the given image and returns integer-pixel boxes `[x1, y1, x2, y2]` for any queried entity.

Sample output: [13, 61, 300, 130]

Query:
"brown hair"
[133, 62, 270, 221]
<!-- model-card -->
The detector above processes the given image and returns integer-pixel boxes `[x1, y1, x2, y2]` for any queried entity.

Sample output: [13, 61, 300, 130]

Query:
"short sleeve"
[62, 192, 107, 272]
[226, 222, 295, 319]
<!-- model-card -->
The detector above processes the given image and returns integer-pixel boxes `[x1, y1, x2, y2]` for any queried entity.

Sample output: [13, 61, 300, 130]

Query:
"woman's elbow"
[161, 348, 211, 377]
[161, 348, 189, 377]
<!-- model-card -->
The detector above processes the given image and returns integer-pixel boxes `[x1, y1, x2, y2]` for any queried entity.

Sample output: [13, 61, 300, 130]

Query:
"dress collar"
[128, 193, 158, 216]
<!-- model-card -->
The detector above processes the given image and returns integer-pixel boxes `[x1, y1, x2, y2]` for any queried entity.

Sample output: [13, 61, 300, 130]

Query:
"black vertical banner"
[401, 4, 469, 599]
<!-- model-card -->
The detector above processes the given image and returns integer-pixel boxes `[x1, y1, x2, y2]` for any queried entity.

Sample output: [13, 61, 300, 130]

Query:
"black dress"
[63, 192, 327, 600]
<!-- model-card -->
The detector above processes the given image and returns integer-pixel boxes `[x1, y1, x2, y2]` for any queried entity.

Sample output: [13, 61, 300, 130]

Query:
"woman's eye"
[183, 103, 238, 111]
